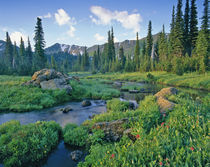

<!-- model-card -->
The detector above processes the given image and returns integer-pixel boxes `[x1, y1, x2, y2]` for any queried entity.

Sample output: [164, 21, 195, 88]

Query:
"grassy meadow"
[86, 71, 210, 91]
[0, 75, 120, 112]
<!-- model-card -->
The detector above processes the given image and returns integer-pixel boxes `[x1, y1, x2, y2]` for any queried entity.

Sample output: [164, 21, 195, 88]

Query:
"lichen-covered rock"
[92, 118, 129, 142]
[154, 87, 178, 98]
[154, 87, 178, 113]
[23, 69, 72, 94]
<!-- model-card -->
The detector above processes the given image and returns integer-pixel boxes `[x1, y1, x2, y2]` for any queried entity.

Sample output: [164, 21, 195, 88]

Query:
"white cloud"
[55, 9, 75, 26]
[67, 26, 76, 37]
[90, 6, 142, 33]
[54, 9, 76, 37]
[114, 37, 119, 43]
[10, 31, 27, 46]
[94, 33, 105, 41]
[38, 13, 52, 19]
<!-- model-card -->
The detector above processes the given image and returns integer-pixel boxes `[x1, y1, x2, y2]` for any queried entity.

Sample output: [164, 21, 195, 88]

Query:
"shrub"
[0, 121, 61, 167]
[63, 124, 89, 147]
[107, 99, 130, 112]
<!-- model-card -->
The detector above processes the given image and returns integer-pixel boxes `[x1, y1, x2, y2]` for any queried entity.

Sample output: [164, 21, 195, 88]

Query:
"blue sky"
[0, 0, 204, 48]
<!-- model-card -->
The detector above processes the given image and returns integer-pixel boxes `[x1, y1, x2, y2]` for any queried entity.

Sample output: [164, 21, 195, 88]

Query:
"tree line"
[76, 0, 209, 75]
[0, 0, 209, 76]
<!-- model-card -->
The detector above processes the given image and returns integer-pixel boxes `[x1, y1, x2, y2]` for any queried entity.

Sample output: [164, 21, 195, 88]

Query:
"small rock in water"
[55, 105, 72, 113]
[70, 150, 83, 161]
[88, 114, 96, 119]
[82, 100, 91, 107]
[63, 105, 73, 113]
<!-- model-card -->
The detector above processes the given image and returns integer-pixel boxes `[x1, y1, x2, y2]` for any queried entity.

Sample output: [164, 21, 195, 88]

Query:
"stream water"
[0, 82, 208, 167]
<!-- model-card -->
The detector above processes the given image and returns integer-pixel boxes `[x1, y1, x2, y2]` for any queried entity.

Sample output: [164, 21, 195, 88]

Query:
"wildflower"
[111, 154, 115, 159]
[159, 161, 163, 166]
[161, 122, 165, 126]
[190, 147, 194, 151]
[136, 134, 140, 139]
[165, 158, 169, 161]
[163, 113, 166, 117]
[166, 125, 169, 129]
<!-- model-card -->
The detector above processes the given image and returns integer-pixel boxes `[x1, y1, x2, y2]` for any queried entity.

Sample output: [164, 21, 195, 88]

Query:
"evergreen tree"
[134, 32, 140, 70]
[26, 37, 33, 74]
[4, 32, 13, 72]
[189, 0, 198, 50]
[77, 54, 82, 71]
[184, 0, 190, 54]
[111, 27, 116, 61]
[19, 37, 26, 74]
[158, 25, 168, 70]
[119, 45, 126, 69]
[173, 0, 184, 57]
[97, 45, 101, 69]
[125, 54, 133, 72]
[51, 55, 56, 70]
[33, 17, 46, 71]
[13, 42, 19, 71]
[195, 30, 209, 73]
[81, 47, 89, 71]
[201, 0, 209, 37]
[145, 21, 153, 71]
[92, 51, 98, 71]
[169, 6, 176, 57]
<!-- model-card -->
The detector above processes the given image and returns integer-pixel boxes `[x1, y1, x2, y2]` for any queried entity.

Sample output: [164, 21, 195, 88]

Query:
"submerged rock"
[154, 87, 178, 113]
[92, 118, 129, 142]
[23, 69, 72, 94]
[55, 105, 73, 113]
[82, 100, 91, 107]
[70, 150, 83, 161]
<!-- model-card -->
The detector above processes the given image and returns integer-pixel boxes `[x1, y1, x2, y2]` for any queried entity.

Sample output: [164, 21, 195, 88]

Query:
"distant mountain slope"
[45, 43, 86, 56]
[45, 33, 162, 57]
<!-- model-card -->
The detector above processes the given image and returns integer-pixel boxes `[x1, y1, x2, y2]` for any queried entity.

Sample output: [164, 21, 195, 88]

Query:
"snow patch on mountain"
[60, 44, 69, 52]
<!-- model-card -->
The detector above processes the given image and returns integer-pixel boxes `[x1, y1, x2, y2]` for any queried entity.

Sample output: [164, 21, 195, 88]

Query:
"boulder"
[154, 87, 178, 113]
[70, 150, 83, 161]
[23, 69, 72, 94]
[154, 87, 178, 98]
[92, 118, 129, 142]
[55, 105, 73, 113]
[82, 100, 91, 107]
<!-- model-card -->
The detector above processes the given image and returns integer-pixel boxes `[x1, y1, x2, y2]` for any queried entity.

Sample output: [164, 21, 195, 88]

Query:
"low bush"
[63, 123, 89, 147]
[0, 121, 61, 167]
[107, 99, 130, 112]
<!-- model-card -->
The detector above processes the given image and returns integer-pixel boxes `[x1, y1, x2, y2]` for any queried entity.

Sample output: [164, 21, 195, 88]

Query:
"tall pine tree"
[173, 0, 184, 57]
[4, 32, 13, 72]
[34, 17, 46, 71]
[184, 0, 190, 55]
[189, 0, 198, 51]
[145, 21, 153, 71]
[134, 32, 140, 70]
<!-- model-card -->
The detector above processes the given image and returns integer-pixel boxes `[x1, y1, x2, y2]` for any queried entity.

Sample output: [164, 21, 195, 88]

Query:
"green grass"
[121, 83, 144, 91]
[0, 75, 120, 112]
[70, 79, 120, 100]
[86, 71, 210, 91]
[0, 75, 72, 112]
[0, 120, 62, 167]
[78, 92, 209, 167]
